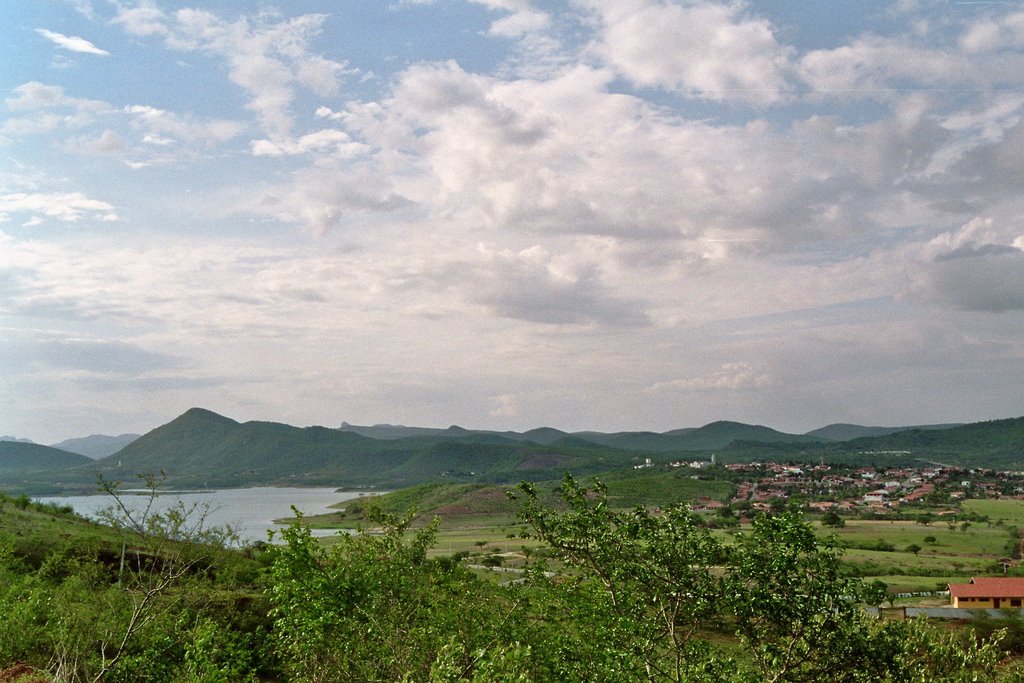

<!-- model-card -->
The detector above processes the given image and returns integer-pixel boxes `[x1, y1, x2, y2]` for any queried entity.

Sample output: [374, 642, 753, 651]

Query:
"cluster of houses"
[713, 461, 1024, 513]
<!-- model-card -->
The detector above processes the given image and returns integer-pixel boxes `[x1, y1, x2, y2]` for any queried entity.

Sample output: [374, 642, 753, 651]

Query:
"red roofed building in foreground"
[948, 577, 1024, 608]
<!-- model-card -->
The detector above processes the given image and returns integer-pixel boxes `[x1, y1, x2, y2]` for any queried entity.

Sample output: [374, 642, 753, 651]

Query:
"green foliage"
[2, 471, 1021, 682]
[516, 475, 728, 681]
[822, 509, 846, 527]
[267, 508, 516, 682]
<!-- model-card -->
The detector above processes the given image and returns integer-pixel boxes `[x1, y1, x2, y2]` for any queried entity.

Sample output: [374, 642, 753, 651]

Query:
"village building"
[948, 577, 1024, 609]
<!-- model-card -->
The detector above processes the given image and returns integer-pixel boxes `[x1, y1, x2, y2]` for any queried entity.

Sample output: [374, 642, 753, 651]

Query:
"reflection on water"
[36, 486, 372, 543]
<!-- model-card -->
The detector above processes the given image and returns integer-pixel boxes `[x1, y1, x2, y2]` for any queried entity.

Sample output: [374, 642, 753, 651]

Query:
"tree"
[268, 507, 518, 682]
[727, 513, 880, 682]
[514, 480, 1008, 683]
[905, 544, 922, 556]
[515, 475, 729, 682]
[821, 509, 845, 528]
[87, 472, 238, 682]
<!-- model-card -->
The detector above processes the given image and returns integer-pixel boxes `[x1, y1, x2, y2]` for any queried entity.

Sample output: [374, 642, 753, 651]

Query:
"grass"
[963, 499, 1024, 525]
[817, 519, 1011, 557]
[0, 495, 125, 566]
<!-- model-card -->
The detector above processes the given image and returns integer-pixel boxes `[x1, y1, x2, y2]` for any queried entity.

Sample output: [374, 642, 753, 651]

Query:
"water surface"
[36, 486, 371, 543]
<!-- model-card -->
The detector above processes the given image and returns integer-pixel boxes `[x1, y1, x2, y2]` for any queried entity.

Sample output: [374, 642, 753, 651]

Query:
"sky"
[2, 0, 1024, 444]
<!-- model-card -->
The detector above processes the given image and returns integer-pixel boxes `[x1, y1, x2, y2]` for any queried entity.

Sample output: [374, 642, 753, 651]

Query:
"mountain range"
[1, 409, 1020, 494]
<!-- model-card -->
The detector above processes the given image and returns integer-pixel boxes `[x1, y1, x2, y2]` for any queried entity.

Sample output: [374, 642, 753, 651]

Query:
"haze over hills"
[49, 434, 140, 459]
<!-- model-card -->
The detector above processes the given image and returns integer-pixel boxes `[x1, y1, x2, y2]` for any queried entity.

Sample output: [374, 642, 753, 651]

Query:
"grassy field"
[298, 484, 1024, 602]
[963, 499, 1024, 525]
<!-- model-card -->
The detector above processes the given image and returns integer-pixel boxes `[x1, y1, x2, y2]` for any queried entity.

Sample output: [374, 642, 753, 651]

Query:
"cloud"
[960, 11, 1024, 54]
[910, 218, 1024, 312]
[799, 36, 970, 96]
[489, 393, 518, 417]
[250, 166, 415, 235]
[2, 82, 110, 136]
[650, 362, 772, 392]
[576, 0, 794, 105]
[110, 0, 168, 37]
[124, 104, 246, 146]
[5, 81, 108, 113]
[62, 0, 96, 21]
[18, 336, 179, 374]
[469, 0, 552, 38]
[464, 245, 651, 327]
[0, 192, 118, 224]
[250, 129, 365, 157]
[35, 28, 110, 56]
[111, 8, 352, 141]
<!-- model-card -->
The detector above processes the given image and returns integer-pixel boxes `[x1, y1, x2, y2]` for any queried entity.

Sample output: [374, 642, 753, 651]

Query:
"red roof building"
[948, 577, 1024, 608]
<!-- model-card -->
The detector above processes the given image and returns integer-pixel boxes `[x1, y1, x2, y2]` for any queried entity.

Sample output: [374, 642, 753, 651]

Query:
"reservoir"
[35, 486, 371, 543]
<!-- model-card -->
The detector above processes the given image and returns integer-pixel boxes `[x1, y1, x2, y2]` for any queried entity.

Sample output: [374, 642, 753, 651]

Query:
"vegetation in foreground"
[4, 476, 1024, 682]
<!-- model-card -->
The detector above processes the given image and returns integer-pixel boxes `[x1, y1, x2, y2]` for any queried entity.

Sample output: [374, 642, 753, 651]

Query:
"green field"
[963, 499, 1024, 525]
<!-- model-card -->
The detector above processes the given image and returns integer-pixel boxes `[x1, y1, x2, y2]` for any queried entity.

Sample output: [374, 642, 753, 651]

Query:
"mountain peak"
[179, 407, 238, 425]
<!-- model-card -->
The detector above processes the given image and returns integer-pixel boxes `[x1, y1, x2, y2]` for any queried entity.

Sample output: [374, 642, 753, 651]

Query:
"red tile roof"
[949, 577, 1024, 598]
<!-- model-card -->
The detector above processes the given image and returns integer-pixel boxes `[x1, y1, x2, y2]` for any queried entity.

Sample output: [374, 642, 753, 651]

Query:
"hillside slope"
[805, 423, 961, 441]
[0, 442, 91, 473]
[87, 408, 639, 488]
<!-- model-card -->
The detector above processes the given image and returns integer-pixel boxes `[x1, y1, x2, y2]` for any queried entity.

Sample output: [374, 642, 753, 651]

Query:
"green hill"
[804, 423, 960, 441]
[79, 408, 642, 489]
[832, 417, 1024, 467]
[11, 408, 1024, 493]
[717, 417, 1024, 469]
[0, 442, 91, 474]
[577, 421, 822, 452]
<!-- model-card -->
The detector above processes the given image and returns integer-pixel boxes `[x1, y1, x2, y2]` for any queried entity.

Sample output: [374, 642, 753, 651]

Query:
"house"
[863, 490, 889, 504]
[948, 577, 1024, 608]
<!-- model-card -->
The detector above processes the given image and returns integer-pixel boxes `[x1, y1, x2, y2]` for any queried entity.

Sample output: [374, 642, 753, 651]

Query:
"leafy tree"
[515, 475, 730, 682]
[821, 509, 845, 528]
[267, 508, 517, 682]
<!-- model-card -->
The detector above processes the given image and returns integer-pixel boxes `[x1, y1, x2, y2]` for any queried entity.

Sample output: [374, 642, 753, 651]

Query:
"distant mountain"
[338, 422, 452, 440]
[805, 423, 962, 441]
[7, 407, 1021, 493]
[0, 436, 34, 444]
[337, 422, 571, 446]
[831, 417, 1024, 467]
[0, 442, 91, 474]
[84, 408, 637, 489]
[576, 421, 822, 452]
[50, 433, 140, 459]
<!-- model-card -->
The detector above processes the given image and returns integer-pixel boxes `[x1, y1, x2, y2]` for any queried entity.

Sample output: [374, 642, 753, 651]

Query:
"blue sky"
[2, 0, 1024, 443]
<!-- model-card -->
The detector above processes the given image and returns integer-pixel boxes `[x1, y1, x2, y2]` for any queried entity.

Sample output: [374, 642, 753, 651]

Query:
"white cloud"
[124, 104, 246, 146]
[250, 129, 365, 157]
[799, 36, 970, 95]
[576, 0, 794, 105]
[113, 9, 354, 141]
[0, 192, 117, 224]
[5, 81, 108, 113]
[960, 12, 1024, 53]
[35, 28, 110, 56]
[650, 363, 772, 392]
[110, 0, 168, 37]
[489, 393, 518, 417]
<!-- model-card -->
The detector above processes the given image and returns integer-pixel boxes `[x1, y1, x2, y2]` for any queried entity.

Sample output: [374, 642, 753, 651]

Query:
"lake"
[35, 487, 373, 543]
